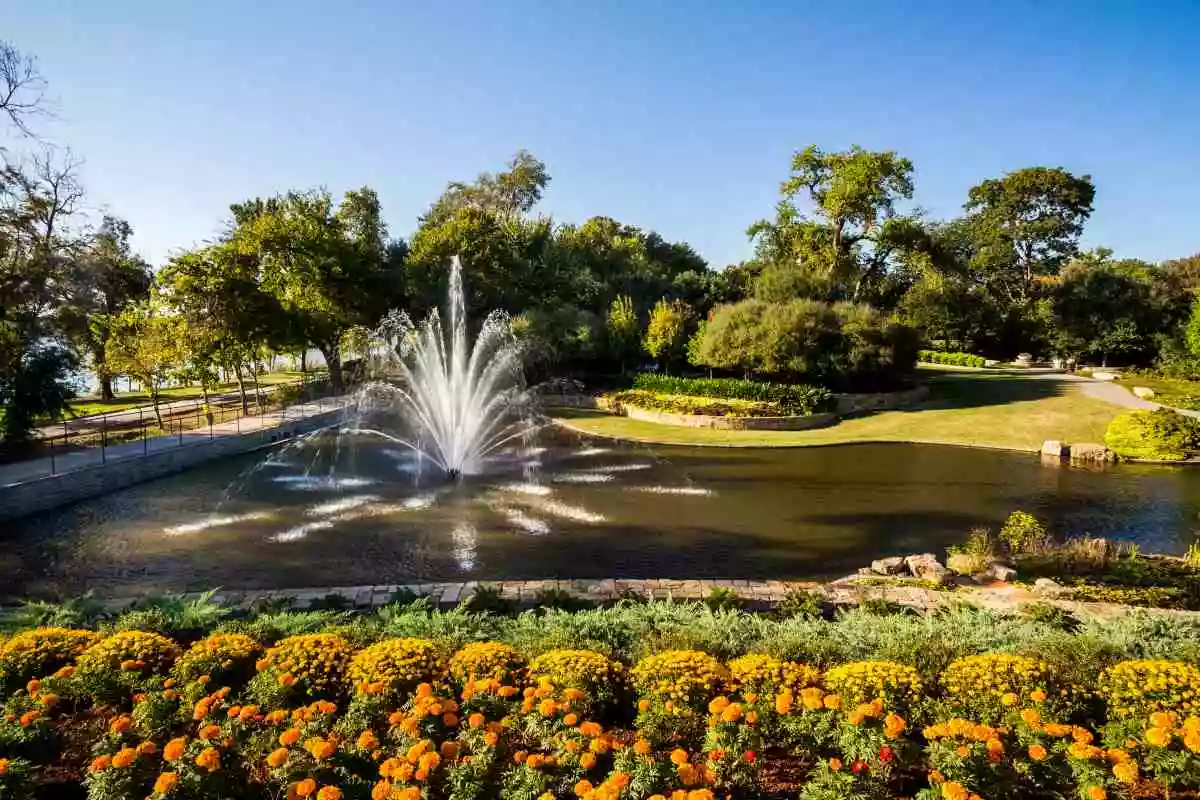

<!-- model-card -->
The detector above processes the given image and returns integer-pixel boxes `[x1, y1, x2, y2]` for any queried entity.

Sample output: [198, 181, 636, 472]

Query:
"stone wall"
[834, 385, 929, 415]
[0, 411, 341, 522]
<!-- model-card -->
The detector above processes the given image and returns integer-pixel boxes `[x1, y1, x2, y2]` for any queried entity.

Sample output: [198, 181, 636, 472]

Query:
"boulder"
[1132, 386, 1157, 399]
[1033, 577, 1065, 596]
[1040, 440, 1068, 458]
[988, 563, 1017, 582]
[870, 556, 907, 575]
[1070, 443, 1117, 463]
[905, 553, 954, 585]
[946, 552, 983, 575]
[1091, 371, 1118, 381]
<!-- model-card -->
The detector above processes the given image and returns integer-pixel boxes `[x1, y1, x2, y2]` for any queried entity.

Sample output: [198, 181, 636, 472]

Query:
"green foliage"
[999, 511, 1048, 554]
[1018, 603, 1081, 633]
[609, 389, 790, 418]
[703, 587, 744, 612]
[531, 588, 594, 612]
[690, 298, 916, 387]
[643, 298, 693, 369]
[460, 585, 516, 616]
[604, 295, 640, 373]
[632, 372, 833, 413]
[918, 350, 986, 368]
[1105, 408, 1200, 461]
[776, 589, 828, 619]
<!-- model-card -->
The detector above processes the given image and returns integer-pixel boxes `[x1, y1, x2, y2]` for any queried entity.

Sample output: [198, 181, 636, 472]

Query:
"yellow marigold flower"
[942, 781, 968, 800]
[137, 741, 157, 756]
[1113, 761, 1138, 784]
[1087, 787, 1106, 800]
[1146, 727, 1172, 747]
[580, 752, 597, 769]
[1001, 692, 1019, 706]
[823, 694, 841, 710]
[776, 692, 793, 714]
[708, 697, 729, 715]
[1030, 689, 1047, 702]
[1021, 708, 1041, 727]
[357, 730, 379, 750]
[316, 788, 343, 800]
[670, 748, 689, 766]
[721, 704, 743, 722]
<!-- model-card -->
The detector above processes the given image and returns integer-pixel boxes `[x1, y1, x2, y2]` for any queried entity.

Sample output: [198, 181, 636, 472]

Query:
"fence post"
[101, 413, 107, 465]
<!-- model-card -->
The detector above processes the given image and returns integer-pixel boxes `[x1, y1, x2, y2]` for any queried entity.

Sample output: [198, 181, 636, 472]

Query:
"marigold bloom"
[635, 740, 652, 756]
[580, 752, 597, 769]
[89, 755, 111, 773]
[1113, 761, 1138, 784]
[575, 780, 594, 797]
[111, 748, 138, 769]
[267, 748, 289, 768]
[280, 728, 302, 746]
[1146, 727, 1172, 747]
[137, 741, 158, 756]
[357, 731, 379, 750]
[484, 731, 499, 747]
[153, 772, 179, 794]
[195, 747, 221, 772]
[316, 787, 343, 800]
[1028, 744, 1047, 761]
[564, 713, 578, 727]
[163, 737, 187, 762]
[294, 778, 317, 797]
[829, 757, 842, 771]
[1087, 788, 1106, 800]
[1030, 689, 1047, 702]
[670, 749, 689, 766]
[823, 694, 841, 710]
[198, 724, 221, 740]
[942, 782, 968, 800]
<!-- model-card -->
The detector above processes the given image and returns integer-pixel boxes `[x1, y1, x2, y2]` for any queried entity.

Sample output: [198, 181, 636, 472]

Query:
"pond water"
[4, 427, 1200, 601]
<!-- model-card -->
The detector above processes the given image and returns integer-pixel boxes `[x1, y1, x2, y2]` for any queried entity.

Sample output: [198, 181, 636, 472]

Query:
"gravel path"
[1023, 371, 1200, 417]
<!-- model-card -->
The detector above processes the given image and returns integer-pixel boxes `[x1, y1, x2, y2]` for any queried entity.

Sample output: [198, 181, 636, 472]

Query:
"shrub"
[253, 633, 355, 701]
[609, 389, 784, 418]
[727, 654, 819, 697]
[526, 649, 623, 703]
[999, 511, 1048, 554]
[1098, 659, 1200, 718]
[0, 628, 97, 688]
[1105, 408, 1200, 461]
[172, 633, 263, 687]
[448, 642, 525, 684]
[630, 650, 729, 708]
[918, 350, 987, 368]
[631, 373, 834, 414]
[776, 588, 827, 619]
[77, 631, 180, 677]
[703, 587, 743, 612]
[939, 654, 1059, 722]
[346, 638, 443, 696]
[823, 660, 922, 711]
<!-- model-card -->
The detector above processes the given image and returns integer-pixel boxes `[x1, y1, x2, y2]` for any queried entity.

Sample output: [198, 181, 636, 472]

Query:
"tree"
[1050, 254, 1163, 365]
[643, 298, 693, 371]
[422, 150, 550, 226]
[604, 295, 640, 374]
[747, 145, 924, 303]
[963, 166, 1095, 305]
[230, 187, 399, 392]
[0, 41, 47, 137]
[59, 216, 152, 400]
[106, 301, 184, 427]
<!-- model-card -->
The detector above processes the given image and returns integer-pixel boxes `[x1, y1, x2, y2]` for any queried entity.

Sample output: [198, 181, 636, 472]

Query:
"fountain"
[365, 257, 536, 478]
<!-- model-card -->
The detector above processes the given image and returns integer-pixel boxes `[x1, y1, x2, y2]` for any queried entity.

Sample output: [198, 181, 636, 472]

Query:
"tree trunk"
[321, 345, 343, 394]
[300, 350, 307, 373]
[234, 365, 249, 414]
[249, 362, 264, 410]
[149, 382, 164, 428]
[99, 375, 114, 402]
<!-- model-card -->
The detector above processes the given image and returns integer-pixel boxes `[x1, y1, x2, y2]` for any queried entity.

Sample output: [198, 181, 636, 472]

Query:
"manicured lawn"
[551, 371, 1119, 452]
[1114, 374, 1200, 410]
[65, 371, 319, 418]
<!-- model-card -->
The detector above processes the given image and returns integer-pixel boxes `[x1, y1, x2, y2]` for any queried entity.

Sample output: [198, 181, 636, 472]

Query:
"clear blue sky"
[6, 0, 1200, 269]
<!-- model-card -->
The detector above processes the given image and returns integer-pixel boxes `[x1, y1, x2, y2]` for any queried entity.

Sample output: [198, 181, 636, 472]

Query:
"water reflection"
[5, 429, 1200, 600]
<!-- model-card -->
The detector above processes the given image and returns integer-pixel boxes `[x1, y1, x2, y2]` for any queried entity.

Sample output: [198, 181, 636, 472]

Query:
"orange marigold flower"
[564, 713, 579, 727]
[468, 712, 485, 728]
[1113, 761, 1139, 784]
[89, 754, 112, 772]
[112, 748, 138, 769]
[279, 673, 297, 687]
[198, 724, 221, 740]
[1087, 788, 1106, 800]
[267, 748, 289, 768]
[441, 741, 459, 760]
[195, 747, 221, 772]
[574, 780, 594, 797]
[25, 680, 41, 694]
[39, 693, 59, 708]
[635, 740, 652, 756]
[357, 731, 379, 750]
[163, 737, 187, 762]
[1029, 744, 1047, 761]
[279, 729, 302, 746]
[293, 778, 317, 798]
[942, 782, 969, 800]
[484, 731, 499, 747]
[823, 694, 841, 710]
[153, 772, 180, 794]
[316, 787, 343, 800]
[670, 749, 689, 766]
[829, 757, 842, 771]
[580, 752, 597, 769]
[137, 741, 158, 756]
[110, 715, 133, 734]
[775, 692, 793, 714]
[1030, 689, 1047, 702]
[638, 699, 650, 712]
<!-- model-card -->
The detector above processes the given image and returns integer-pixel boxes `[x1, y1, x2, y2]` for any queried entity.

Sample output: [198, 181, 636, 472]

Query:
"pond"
[3, 427, 1200, 601]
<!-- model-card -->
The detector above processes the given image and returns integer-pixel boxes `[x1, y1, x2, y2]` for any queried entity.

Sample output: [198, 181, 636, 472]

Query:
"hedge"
[918, 350, 987, 368]
[1105, 408, 1200, 461]
[630, 374, 833, 414]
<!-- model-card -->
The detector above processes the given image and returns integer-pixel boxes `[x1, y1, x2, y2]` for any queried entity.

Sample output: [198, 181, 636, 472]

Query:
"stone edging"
[58, 577, 1200, 623]
[621, 406, 837, 431]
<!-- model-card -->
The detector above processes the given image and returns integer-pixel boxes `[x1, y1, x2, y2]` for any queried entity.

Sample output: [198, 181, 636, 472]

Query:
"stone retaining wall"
[0, 410, 342, 522]
[834, 385, 929, 414]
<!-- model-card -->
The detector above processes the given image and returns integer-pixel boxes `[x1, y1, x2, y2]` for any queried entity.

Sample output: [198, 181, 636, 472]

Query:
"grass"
[552, 370, 1119, 451]
[1115, 373, 1200, 410]
[64, 371, 318, 418]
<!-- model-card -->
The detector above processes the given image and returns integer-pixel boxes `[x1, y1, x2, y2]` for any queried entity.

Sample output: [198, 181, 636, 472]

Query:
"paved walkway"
[0, 397, 350, 487]
[1034, 372, 1200, 418]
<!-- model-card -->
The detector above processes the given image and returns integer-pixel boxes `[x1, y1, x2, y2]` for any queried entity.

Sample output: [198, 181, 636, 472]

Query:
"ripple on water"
[499, 508, 551, 535]
[164, 511, 273, 536]
[629, 486, 713, 497]
[306, 495, 384, 516]
[272, 475, 378, 491]
[549, 472, 613, 484]
[269, 520, 335, 543]
[496, 482, 552, 496]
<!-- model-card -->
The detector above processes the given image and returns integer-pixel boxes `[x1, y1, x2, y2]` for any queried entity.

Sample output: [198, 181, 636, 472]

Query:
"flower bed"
[4, 602, 1200, 798]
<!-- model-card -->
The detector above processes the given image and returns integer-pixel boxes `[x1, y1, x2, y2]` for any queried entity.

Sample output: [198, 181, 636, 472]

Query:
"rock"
[904, 553, 954, 585]
[1132, 386, 1157, 399]
[1033, 577, 1065, 596]
[1040, 440, 1068, 458]
[856, 567, 875, 576]
[1091, 371, 1118, 381]
[1069, 443, 1117, 462]
[1015, 353, 1034, 367]
[946, 552, 983, 575]
[870, 556, 907, 575]
[988, 563, 1017, 582]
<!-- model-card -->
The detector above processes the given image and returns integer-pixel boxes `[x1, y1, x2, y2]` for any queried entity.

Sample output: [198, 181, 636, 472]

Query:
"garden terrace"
[4, 598, 1200, 798]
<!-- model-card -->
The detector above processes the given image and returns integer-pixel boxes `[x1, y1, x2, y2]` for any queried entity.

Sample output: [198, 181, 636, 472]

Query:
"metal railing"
[31, 373, 338, 476]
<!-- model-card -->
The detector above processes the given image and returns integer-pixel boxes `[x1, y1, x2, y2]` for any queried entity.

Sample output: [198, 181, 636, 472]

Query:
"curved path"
[1050, 373, 1200, 417]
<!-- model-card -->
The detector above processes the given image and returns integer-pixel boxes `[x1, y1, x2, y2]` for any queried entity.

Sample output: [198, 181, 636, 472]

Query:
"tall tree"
[0, 41, 46, 137]
[59, 216, 152, 400]
[422, 150, 550, 226]
[963, 166, 1095, 305]
[230, 187, 398, 392]
[748, 145, 924, 303]
[106, 300, 184, 427]
[643, 298, 694, 372]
